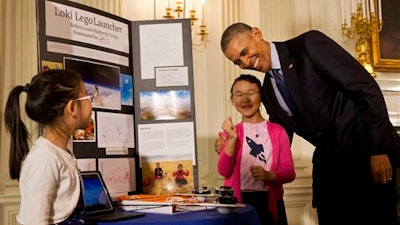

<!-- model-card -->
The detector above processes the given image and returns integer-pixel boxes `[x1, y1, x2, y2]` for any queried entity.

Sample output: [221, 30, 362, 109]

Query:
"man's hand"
[370, 154, 393, 184]
[214, 132, 226, 154]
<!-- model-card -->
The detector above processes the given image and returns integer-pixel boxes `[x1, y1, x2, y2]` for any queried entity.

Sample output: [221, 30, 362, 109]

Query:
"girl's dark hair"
[230, 74, 262, 96]
[4, 69, 82, 180]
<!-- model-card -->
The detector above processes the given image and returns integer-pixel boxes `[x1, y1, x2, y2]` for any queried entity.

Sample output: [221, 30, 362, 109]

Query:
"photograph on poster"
[40, 60, 62, 71]
[120, 73, 133, 106]
[139, 90, 191, 121]
[73, 111, 96, 142]
[140, 156, 194, 195]
[64, 57, 121, 110]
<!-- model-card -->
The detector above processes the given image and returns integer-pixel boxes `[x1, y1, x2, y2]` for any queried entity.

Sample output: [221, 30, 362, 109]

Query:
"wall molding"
[376, 79, 400, 127]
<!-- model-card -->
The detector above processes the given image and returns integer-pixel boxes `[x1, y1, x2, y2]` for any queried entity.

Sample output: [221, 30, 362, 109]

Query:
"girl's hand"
[250, 165, 276, 183]
[222, 116, 237, 139]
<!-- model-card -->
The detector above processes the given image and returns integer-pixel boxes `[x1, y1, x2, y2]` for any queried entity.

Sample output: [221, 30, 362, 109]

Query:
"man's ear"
[252, 27, 263, 40]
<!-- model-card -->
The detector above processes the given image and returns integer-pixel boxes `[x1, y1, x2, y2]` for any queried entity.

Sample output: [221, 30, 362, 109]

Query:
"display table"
[97, 204, 260, 225]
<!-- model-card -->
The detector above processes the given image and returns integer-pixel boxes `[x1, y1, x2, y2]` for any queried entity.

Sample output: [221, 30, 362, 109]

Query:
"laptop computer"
[80, 171, 145, 222]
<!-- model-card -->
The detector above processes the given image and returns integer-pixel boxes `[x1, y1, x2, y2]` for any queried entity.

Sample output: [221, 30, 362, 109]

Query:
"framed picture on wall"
[371, 0, 400, 71]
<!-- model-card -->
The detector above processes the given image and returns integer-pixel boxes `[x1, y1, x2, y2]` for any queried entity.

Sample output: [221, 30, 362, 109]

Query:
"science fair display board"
[36, 0, 198, 198]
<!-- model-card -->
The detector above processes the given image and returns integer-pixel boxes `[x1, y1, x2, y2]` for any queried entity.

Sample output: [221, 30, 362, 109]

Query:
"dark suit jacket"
[261, 30, 400, 206]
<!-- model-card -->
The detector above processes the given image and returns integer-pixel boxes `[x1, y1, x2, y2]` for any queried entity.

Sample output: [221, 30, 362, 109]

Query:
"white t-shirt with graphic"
[240, 120, 272, 191]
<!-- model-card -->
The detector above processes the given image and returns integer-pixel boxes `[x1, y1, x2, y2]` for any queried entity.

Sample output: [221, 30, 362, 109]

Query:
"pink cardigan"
[217, 121, 295, 224]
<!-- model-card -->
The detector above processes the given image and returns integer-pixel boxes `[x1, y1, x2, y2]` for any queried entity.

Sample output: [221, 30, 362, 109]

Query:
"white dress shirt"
[269, 43, 293, 117]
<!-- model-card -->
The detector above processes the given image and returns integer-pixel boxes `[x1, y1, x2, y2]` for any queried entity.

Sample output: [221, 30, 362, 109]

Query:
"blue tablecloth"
[97, 204, 260, 225]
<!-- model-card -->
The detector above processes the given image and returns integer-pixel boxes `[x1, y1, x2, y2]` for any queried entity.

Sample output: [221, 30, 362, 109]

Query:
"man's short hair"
[220, 23, 252, 52]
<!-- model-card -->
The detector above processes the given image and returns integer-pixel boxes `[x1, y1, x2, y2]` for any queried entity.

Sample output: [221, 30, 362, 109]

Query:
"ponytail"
[4, 70, 82, 180]
[5, 86, 30, 180]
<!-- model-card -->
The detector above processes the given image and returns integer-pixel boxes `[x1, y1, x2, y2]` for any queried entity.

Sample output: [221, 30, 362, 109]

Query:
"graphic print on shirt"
[246, 136, 266, 164]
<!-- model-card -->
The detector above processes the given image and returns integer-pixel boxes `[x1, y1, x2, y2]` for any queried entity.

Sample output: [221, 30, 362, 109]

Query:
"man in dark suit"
[218, 22, 400, 225]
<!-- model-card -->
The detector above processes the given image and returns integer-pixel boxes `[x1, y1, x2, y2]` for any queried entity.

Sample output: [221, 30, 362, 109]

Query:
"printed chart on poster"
[99, 158, 136, 197]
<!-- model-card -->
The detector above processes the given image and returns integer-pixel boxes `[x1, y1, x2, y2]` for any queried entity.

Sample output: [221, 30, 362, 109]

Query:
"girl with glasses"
[217, 74, 295, 225]
[4, 69, 93, 225]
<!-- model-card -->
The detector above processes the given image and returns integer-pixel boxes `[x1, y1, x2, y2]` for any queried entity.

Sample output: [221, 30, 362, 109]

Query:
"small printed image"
[64, 57, 122, 111]
[139, 90, 191, 121]
[141, 158, 194, 195]
[73, 112, 96, 142]
[41, 60, 63, 71]
[120, 73, 133, 106]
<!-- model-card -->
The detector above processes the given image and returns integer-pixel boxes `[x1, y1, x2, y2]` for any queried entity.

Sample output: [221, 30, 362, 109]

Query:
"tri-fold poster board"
[36, 0, 198, 198]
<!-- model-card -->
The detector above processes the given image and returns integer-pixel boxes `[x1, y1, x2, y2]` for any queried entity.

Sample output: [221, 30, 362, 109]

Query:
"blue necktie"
[272, 69, 300, 119]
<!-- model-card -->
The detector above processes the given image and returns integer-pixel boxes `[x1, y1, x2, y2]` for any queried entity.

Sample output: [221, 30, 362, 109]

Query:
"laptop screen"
[81, 171, 114, 215]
